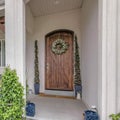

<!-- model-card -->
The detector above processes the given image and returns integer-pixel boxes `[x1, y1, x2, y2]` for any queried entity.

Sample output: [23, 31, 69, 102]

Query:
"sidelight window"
[0, 39, 5, 67]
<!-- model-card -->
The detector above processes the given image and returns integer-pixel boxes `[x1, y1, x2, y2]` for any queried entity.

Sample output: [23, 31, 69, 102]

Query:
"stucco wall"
[26, 9, 81, 93]
[26, 32, 34, 91]
[81, 0, 98, 108]
[26, 5, 34, 91]
[26, 5, 34, 34]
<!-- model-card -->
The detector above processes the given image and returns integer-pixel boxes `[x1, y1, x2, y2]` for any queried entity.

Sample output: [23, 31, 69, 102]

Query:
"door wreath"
[51, 39, 69, 55]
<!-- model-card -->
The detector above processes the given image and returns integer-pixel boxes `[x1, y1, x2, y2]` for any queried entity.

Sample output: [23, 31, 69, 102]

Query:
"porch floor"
[27, 95, 87, 120]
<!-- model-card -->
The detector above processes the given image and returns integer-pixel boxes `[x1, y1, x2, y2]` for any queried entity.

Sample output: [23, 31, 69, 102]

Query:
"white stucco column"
[98, 0, 118, 119]
[117, 0, 120, 113]
[5, 0, 26, 88]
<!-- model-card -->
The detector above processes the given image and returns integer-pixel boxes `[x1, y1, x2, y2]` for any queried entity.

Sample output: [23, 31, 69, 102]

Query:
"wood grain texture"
[45, 30, 74, 91]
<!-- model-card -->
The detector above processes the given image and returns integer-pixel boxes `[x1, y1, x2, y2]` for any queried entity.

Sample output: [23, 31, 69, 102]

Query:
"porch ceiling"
[28, 0, 83, 17]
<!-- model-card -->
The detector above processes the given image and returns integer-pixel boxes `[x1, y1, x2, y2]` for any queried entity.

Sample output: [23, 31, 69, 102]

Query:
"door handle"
[46, 63, 49, 70]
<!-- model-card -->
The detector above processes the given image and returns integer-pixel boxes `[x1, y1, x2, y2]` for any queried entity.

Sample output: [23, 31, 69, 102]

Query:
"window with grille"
[0, 39, 5, 67]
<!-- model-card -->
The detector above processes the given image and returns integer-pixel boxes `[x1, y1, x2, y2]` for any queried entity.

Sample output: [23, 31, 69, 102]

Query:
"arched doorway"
[45, 29, 74, 91]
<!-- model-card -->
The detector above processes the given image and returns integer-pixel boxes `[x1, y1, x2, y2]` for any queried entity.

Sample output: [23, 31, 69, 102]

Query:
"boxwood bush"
[0, 67, 25, 120]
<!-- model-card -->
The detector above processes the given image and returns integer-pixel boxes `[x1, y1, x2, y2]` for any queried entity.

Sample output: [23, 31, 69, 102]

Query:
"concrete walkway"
[27, 95, 87, 120]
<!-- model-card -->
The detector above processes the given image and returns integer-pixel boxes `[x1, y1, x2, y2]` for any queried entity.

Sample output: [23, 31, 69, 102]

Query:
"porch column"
[117, 0, 120, 113]
[5, 0, 26, 88]
[98, 0, 118, 119]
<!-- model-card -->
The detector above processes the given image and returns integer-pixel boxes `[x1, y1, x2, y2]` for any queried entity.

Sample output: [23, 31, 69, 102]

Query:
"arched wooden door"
[45, 30, 74, 91]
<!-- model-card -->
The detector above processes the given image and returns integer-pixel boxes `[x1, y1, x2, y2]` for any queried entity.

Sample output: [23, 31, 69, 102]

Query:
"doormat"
[39, 93, 75, 99]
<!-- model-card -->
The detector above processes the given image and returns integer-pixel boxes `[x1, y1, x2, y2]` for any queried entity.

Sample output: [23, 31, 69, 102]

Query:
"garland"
[51, 39, 69, 55]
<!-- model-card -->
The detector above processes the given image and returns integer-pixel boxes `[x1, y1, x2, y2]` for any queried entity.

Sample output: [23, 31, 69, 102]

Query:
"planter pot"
[34, 83, 40, 94]
[75, 85, 82, 97]
[26, 102, 35, 117]
[84, 110, 99, 120]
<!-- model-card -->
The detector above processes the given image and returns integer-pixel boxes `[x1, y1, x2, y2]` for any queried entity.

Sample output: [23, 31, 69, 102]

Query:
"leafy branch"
[109, 113, 120, 120]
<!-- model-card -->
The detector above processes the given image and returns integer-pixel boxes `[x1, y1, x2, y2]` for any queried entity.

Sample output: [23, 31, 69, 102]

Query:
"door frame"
[45, 29, 74, 91]
[45, 29, 74, 38]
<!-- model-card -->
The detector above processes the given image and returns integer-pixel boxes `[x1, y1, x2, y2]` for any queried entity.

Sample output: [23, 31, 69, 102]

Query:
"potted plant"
[74, 36, 82, 98]
[109, 113, 120, 120]
[0, 67, 25, 120]
[34, 40, 40, 94]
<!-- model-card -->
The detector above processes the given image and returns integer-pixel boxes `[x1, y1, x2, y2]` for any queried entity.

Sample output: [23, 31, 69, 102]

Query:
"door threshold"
[43, 90, 75, 97]
[40, 93, 75, 99]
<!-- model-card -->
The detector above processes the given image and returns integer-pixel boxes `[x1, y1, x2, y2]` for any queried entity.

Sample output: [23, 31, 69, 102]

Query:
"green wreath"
[51, 39, 69, 55]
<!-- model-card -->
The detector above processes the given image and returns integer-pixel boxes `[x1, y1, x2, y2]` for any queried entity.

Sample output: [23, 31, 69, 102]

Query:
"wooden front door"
[45, 30, 74, 91]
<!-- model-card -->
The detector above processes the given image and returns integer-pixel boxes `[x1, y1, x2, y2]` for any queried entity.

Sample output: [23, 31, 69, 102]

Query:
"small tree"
[34, 40, 40, 94]
[74, 35, 82, 97]
[34, 40, 40, 84]
[0, 67, 24, 120]
[74, 36, 81, 85]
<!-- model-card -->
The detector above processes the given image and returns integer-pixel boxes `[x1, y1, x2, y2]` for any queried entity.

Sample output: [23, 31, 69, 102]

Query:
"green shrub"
[0, 67, 25, 120]
[109, 113, 120, 120]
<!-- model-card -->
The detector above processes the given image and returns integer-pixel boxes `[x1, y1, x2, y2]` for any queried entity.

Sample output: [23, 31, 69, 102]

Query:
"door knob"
[46, 63, 49, 70]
